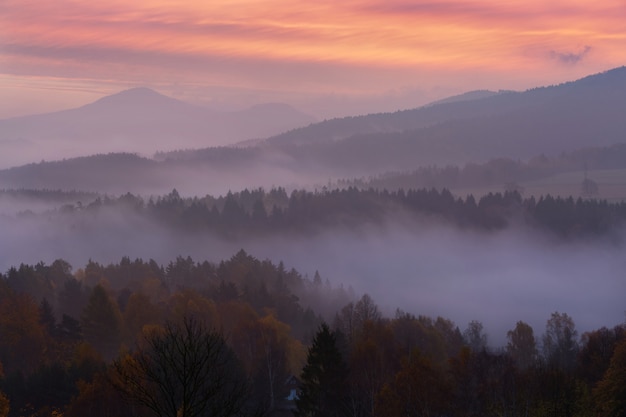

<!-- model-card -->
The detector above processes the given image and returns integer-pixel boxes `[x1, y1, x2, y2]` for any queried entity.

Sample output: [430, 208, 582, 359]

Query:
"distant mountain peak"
[110, 87, 163, 98]
[87, 87, 176, 108]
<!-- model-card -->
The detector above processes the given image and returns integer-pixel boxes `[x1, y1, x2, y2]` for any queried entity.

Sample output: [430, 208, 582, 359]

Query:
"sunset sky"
[1, 0, 625, 118]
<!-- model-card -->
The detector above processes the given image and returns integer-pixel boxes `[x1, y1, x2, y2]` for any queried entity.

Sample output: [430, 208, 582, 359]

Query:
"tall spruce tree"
[295, 323, 349, 417]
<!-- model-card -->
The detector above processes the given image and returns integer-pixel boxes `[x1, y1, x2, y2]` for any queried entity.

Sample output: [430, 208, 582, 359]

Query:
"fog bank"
[1, 209, 623, 346]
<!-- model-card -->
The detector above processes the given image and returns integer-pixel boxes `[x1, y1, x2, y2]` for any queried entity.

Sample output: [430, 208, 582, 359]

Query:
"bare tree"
[112, 317, 252, 417]
[463, 320, 488, 352]
[354, 294, 381, 326]
[542, 312, 578, 370]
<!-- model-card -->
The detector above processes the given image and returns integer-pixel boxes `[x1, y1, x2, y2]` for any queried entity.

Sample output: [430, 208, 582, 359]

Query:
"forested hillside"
[1, 252, 624, 416]
[5, 141, 626, 198]
[3, 186, 624, 239]
[260, 67, 626, 167]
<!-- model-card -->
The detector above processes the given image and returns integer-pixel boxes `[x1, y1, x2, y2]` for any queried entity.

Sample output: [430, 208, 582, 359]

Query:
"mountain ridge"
[264, 66, 626, 147]
[0, 88, 316, 168]
[256, 66, 626, 165]
[2, 66, 626, 192]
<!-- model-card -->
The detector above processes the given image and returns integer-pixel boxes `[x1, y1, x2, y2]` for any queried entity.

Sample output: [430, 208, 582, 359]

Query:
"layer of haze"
[1, 203, 624, 346]
[2, 0, 626, 119]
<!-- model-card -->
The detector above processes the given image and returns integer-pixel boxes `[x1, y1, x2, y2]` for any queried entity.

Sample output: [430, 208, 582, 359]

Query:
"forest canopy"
[3, 186, 625, 240]
[0, 252, 625, 417]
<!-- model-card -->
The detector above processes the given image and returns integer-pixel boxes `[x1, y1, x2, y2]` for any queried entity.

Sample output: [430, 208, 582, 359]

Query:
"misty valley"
[1, 67, 626, 417]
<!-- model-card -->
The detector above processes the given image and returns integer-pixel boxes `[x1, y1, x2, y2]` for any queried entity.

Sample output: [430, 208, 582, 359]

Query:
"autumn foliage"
[0, 252, 624, 417]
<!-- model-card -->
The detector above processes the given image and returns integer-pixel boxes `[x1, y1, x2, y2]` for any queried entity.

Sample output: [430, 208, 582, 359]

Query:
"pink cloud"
[1, 0, 624, 117]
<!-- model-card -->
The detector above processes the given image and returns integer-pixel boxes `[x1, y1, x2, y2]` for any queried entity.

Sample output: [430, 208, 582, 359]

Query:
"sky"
[1, 0, 625, 119]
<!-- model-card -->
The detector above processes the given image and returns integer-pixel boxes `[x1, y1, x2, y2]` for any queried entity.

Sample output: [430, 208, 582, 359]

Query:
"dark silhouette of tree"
[58, 277, 88, 320]
[333, 302, 357, 347]
[463, 320, 488, 352]
[593, 338, 626, 417]
[354, 293, 382, 327]
[295, 323, 350, 417]
[375, 349, 449, 417]
[579, 325, 626, 385]
[349, 320, 399, 417]
[38, 298, 57, 338]
[581, 177, 599, 197]
[112, 317, 251, 417]
[64, 370, 137, 417]
[58, 314, 83, 343]
[81, 285, 123, 360]
[506, 321, 538, 370]
[434, 316, 464, 358]
[0, 361, 8, 417]
[0, 285, 46, 376]
[542, 312, 578, 370]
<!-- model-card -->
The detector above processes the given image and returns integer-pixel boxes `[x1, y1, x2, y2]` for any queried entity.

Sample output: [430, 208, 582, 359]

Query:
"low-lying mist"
[2, 201, 624, 347]
[248, 223, 626, 346]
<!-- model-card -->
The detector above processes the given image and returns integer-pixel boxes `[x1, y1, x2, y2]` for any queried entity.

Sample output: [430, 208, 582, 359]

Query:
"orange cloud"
[1, 0, 625, 116]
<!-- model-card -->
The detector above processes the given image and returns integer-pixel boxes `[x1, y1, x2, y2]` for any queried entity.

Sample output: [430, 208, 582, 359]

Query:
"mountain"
[0, 88, 316, 168]
[153, 67, 626, 177]
[2, 67, 626, 193]
[0, 151, 306, 196]
[263, 66, 626, 161]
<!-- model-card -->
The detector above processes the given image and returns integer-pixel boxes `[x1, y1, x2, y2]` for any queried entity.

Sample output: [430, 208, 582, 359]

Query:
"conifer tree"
[295, 323, 349, 417]
[81, 285, 122, 360]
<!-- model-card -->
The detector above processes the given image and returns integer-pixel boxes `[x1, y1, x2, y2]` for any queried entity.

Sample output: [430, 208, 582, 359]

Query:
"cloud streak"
[1, 0, 625, 117]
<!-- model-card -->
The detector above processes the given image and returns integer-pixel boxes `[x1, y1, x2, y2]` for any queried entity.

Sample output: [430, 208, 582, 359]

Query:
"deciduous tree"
[374, 349, 449, 417]
[506, 321, 538, 370]
[542, 312, 578, 370]
[463, 320, 488, 352]
[594, 338, 626, 417]
[112, 317, 251, 417]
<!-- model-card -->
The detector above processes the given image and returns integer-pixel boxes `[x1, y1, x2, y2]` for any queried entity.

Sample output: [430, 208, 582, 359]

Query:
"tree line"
[13, 186, 626, 239]
[0, 253, 625, 417]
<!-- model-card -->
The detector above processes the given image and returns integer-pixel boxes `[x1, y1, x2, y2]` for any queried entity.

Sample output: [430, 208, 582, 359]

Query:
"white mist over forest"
[1, 205, 624, 346]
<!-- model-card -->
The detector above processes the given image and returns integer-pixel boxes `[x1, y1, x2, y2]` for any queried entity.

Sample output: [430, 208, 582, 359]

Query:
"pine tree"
[295, 323, 349, 417]
[81, 285, 122, 360]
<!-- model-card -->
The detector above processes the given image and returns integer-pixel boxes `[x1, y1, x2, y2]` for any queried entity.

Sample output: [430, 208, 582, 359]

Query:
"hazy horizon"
[2, 0, 625, 120]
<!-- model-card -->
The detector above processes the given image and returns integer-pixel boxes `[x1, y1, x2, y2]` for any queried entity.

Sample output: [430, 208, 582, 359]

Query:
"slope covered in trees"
[4, 140, 626, 198]
[3, 186, 624, 240]
[337, 143, 626, 192]
[0, 253, 624, 417]
[260, 67, 626, 168]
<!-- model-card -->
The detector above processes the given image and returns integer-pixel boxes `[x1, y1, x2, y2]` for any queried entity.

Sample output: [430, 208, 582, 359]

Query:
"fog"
[1, 204, 624, 347]
[248, 223, 626, 346]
